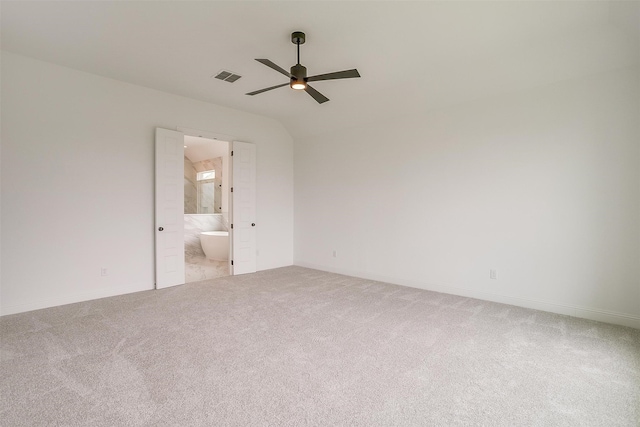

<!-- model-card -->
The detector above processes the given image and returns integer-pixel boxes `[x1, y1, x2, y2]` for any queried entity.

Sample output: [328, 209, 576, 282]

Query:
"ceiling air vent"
[213, 70, 242, 83]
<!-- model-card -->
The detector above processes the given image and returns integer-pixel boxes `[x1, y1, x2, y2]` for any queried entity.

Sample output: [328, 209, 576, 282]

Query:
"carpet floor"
[1, 266, 639, 426]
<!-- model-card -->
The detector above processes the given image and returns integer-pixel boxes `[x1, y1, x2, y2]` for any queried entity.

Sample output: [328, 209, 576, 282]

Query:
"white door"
[155, 128, 185, 289]
[231, 141, 257, 275]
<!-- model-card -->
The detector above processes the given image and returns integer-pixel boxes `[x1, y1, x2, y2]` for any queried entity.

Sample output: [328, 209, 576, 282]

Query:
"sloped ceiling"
[1, 1, 638, 140]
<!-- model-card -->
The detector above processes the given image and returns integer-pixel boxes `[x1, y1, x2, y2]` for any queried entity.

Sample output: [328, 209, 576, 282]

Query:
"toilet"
[199, 231, 229, 261]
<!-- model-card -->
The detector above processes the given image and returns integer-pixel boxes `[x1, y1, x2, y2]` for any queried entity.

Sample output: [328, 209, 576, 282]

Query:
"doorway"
[155, 127, 257, 289]
[183, 135, 231, 283]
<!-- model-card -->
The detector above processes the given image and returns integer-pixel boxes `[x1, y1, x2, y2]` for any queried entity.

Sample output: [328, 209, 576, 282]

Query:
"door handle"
[158, 227, 164, 231]
[251, 223, 256, 227]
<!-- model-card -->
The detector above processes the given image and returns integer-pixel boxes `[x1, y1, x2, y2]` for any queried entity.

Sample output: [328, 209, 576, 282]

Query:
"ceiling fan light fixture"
[291, 79, 307, 90]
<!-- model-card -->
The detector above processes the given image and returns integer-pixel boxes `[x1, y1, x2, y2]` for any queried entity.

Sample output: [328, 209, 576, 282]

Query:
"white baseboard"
[0, 283, 154, 317]
[294, 261, 640, 330]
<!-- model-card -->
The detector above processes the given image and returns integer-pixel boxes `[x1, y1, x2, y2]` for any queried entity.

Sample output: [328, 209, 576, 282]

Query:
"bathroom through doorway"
[183, 135, 231, 283]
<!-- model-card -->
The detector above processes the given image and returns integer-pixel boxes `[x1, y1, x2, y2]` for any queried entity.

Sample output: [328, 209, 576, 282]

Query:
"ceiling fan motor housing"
[291, 64, 307, 80]
[290, 64, 307, 89]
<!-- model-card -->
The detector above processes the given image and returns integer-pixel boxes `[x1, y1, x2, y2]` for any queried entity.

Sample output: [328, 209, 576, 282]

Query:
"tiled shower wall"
[184, 157, 197, 213]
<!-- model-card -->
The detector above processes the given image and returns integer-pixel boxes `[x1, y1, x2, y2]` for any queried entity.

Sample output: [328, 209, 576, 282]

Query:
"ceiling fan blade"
[305, 84, 329, 104]
[255, 59, 291, 77]
[246, 82, 289, 96]
[306, 69, 360, 82]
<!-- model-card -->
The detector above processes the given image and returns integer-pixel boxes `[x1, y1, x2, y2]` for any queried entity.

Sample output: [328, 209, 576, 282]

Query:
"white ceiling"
[1, 1, 638, 140]
[184, 135, 229, 164]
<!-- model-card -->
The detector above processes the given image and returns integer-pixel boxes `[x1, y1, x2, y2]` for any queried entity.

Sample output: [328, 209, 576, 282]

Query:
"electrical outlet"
[332, 250, 337, 258]
[101, 268, 108, 277]
[490, 269, 497, 280]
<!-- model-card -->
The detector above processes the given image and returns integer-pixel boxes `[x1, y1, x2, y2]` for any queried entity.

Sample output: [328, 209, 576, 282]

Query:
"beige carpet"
[1, 266, 639, 426]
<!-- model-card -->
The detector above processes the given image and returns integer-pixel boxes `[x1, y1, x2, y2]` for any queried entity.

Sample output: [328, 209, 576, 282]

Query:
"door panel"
[155, 128, 185, 289]
[231, 141, 256, 275]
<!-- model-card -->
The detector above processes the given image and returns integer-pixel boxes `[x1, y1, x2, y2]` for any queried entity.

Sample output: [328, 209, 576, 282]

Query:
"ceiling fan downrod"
[290, 31, 307, 88]
[291, 31, 306, 64]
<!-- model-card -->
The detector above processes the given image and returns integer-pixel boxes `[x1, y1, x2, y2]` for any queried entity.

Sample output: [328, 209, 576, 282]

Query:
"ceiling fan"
[246, 31, 361, 104]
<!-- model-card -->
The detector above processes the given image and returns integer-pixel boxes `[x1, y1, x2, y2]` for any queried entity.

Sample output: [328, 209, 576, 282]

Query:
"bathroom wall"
[192, 157, 222, 213]
[192, 158, 217, 172]
[212, 158, 222, 214]
[184, 157, 197, 213]
[184, 136, 229, 215]
[184, 214, 227, 260]
[185, 156, 224, 214]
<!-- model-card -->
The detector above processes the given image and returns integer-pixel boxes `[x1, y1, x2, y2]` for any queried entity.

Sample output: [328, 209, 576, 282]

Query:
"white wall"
[294, 66, 640, 329]
[1, 51, 294, 315]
